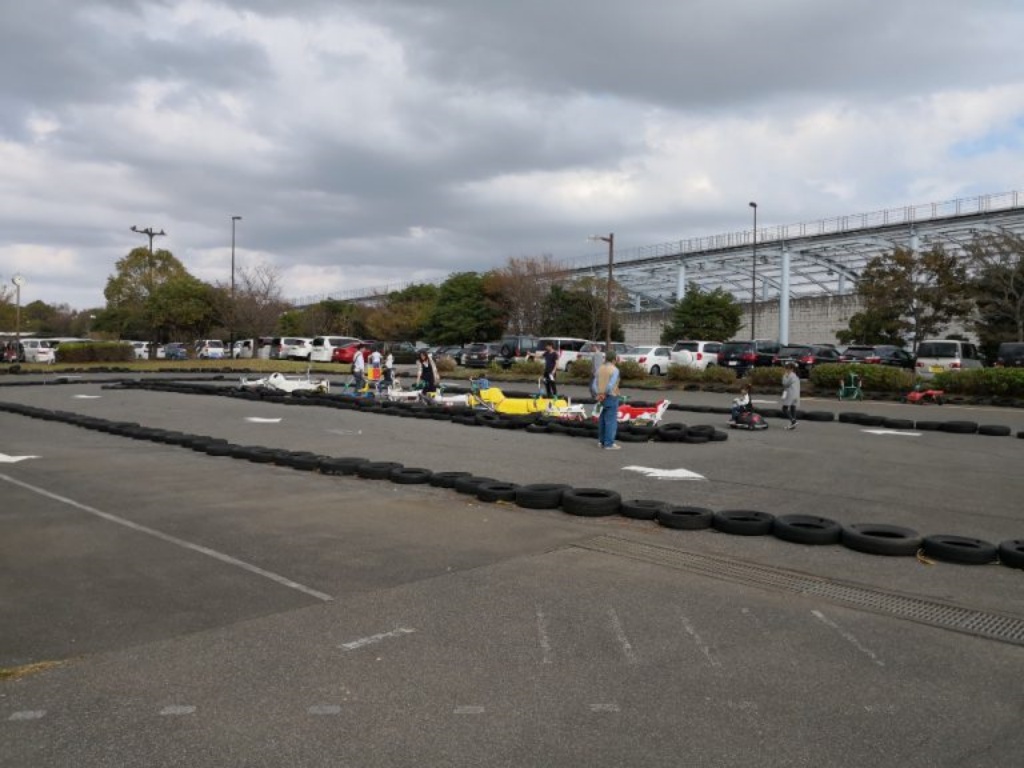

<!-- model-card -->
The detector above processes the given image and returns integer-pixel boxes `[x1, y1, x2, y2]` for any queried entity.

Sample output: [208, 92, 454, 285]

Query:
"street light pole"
[748, 202, 758, 340]
[130, 225, 166, 359]
[230, 215, 242, 357]
[12, 274, 24, 361]
[589, 233, 615, 348]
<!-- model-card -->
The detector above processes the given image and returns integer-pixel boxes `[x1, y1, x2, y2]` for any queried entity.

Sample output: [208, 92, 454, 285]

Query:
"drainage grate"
[573, 535, 1024, 647]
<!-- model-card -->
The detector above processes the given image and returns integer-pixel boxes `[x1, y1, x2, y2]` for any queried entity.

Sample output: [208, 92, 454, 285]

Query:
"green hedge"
[55, 342, 134, 364]
[666, 364, 737, 385]
[810, 363, 915, 393]
[566, 358, 646, 382]
[931, 368, 1024, 397]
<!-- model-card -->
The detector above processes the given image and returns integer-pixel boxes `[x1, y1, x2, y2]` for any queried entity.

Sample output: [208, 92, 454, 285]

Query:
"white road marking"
[72, 394, 101, 399]
[454, 705, 485, 715]
[812, 610, 885, 667]
[608, 608, 638, 664]
[681, 616, 721, 668]
[536, 607, 554, 664]
[751, 399, 776, 405]
[0, 453, 40, 464]
[339, 627, 416, 651]
[0, 474, 333, 603]
[326, 429, 363, 436]
[8, 710, 46, 721]
[589, 703, 621, 713]
[159, 705, 196, 716]
[861, 429, 921, 437]
[245, 416, 282, 423]
[623, 465, 706, 481]
[308, 704, 342, 715]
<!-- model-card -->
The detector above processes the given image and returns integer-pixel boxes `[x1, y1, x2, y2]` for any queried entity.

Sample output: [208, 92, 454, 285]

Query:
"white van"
[18, 339, 56, 364]
[535, 337, 589, 371]
[915, 339, 984, 378]
[310, 336, 360, 363]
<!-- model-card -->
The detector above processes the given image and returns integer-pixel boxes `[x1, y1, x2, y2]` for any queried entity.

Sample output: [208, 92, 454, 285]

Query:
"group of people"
[350, 343, 440, 395]
[731, 361, 801, 429]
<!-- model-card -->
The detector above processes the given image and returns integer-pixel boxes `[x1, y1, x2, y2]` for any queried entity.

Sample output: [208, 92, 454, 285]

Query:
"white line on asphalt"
[339, 627, 416, 651]
[72, 395, 101, 399]
[0, 474, 333, 603]
[454, 705, 485, 715]
[245, 417, 282, 423]
[811, 610, 885, 667]
[0, 454, 40, 464]
[861, 429, 922, 437]
[8, 710, 46, 721]
[159, 705, 196, 716]
[536, 607, 554, 664]
[608, 608, 638, 664]
[589, 703, 621, 712]
[623, 465, 706, 481]
[308, 705, 342, 715]
[681, 616, 721, 668]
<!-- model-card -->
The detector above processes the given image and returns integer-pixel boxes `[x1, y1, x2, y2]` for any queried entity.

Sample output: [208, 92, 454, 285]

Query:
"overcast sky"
[2, 0, 1023, 311]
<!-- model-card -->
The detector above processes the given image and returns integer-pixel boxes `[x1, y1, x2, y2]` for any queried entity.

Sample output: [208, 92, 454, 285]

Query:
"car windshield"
[673, 342, 698, 352]
[779, 345, 811, 356]
[635, 347, 655, 355]
[917, 342, 958, 357]
[721, 343, 751, 353]
[843, 347, 873, 358]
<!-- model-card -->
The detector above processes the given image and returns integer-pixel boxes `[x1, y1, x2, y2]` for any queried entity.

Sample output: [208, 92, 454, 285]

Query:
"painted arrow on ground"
[861, 429, 921, 437]
[0, 453, 41, 463]
[623, 465, 706, 480]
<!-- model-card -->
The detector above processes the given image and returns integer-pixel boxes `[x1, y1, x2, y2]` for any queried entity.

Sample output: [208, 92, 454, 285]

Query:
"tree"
[487, 255, 560, 334]
[852, 245, 971, 350]
[147, 275, 221, 342]
[365, 283, 439, 340]
[102, 247, 196, 338]
[835, 308, 905, 346]
[659, 285, 742, 343]
[541, 282, 624, 341]
[424, 272, 503, 343]
[964, 231, 1024, 344]
[231, 263, 290, 338]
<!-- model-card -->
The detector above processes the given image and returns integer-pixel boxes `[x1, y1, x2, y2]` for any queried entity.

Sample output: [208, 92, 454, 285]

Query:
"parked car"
[434, 345, 465, 365]
[914, 339, 984, 378]
[499, 335, 540, 362]
[717, 339, 781, 376]
[310, 336, 360, 363]
[994, 341, 1024, 368]
[331, 341, 370, 365]
[669, 340, 723, 370]
[162, 342, 188, 361]
[772, 344, 842, 377]
[462, 342, 503, 368]
[620, 345, 672, 375]
[17, 339, 56, 364]
[839, 344, 915, 369]
[382, 341, 420, 365]
[268, 337, 313, 360]
[195, 339, 225, 360]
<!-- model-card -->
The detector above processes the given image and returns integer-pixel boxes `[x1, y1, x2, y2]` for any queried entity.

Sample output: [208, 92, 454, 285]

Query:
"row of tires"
[2, 400, 1022, 571]
[110, 382, 729, 445]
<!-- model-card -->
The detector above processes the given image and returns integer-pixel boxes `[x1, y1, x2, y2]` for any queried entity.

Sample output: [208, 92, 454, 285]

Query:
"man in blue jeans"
[595, 351, 622, 450]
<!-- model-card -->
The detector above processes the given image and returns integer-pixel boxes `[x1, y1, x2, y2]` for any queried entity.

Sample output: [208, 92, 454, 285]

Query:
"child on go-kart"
[730, 385, 751, 425]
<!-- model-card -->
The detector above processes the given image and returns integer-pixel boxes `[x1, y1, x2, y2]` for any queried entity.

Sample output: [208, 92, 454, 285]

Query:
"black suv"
[718, 340, 781, 376]
[839, 345, 915, 369]
[995, 342, 1024, 368]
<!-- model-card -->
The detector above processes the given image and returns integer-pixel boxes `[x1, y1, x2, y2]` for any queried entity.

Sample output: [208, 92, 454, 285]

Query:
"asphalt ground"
[1, 375, 1022, 767]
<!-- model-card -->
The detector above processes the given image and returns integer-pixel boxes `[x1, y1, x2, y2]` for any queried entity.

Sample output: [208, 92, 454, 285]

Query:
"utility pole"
[130, 225, 166, 359]
[749, 202, 758, 340]
[230, 215, 242, 358]
[589, 233, 615, 348]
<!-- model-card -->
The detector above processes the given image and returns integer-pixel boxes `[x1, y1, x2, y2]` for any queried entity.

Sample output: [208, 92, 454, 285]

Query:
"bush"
[748, 366, 786, 387]
[810, 363, 915, 393]
[617, 360, 647, 381]
[932, 368, 1024, 397]
[567, 358, 593, 381]
[509, 359, 543, 377]
[55, 342, 134, 364]
[434, 355, 456, 374]
[666, 364, 737, 385]
[703, 366, 739, 385]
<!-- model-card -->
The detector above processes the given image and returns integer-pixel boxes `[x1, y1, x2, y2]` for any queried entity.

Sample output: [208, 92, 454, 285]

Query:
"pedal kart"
[901, 388, 944, 405]
[728, 410, 769, 430]
[592, 398, 670, 425]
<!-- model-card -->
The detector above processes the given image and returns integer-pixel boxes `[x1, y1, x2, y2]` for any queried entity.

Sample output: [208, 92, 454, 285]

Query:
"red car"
[331, 341, 370, 364]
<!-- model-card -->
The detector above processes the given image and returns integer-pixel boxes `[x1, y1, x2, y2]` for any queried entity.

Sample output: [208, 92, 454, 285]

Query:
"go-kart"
[728, 410, 769, 430]
[239, 371, 329, 394]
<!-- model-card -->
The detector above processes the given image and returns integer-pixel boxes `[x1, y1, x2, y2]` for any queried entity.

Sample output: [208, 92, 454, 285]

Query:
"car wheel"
[649, 365, 661, 376]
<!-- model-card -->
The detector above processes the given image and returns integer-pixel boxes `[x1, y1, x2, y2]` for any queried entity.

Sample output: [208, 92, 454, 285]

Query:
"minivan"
[914, 339, 983, 378]
[669, 340, 723, 370]
[994, 342, 1024, 368]
[310, 336, 360, 363]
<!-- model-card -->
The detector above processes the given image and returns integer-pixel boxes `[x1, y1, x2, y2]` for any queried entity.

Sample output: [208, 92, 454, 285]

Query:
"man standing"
[541, 341, 558, 398]
[352, 343, 366, 390]
[596, 351, 622, 450]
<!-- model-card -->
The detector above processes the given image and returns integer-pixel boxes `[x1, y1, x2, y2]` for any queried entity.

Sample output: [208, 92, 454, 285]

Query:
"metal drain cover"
[573, 535, 1024, 647]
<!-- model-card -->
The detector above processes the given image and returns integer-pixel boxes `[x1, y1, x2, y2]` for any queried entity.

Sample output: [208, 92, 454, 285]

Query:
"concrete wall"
[621, 294, 865, 346]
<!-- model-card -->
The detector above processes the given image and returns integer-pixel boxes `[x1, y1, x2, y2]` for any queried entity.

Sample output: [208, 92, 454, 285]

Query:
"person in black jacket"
[540, 342, 558, 398]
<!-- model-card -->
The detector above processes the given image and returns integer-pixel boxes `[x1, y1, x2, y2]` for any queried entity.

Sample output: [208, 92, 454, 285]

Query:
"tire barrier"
[2, 399, 1022, 571]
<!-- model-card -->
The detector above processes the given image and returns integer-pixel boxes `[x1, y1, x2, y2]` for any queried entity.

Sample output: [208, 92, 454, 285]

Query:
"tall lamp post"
[748, 202, 758, 340]
[230, 215, 242, 356]
[12, 274, 24, 361]
[589, 233, 615, 348]
[130, 225, 166, 359]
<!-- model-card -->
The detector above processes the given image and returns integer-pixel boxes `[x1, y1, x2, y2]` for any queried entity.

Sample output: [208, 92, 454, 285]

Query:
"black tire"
[656, 423, 686, 442]
[561, 487, 622, 517]
[838, 412, 866, 424]
[390, 467, 434, 484]
[454, 475, 497, 495]
[915, 421, 943, 431]
[476, 482, 519, 503]
[356, 461, 404, 480]
[998, 539, 1024, 569]
[841, 523, 922, 556]
[858, 415, 885, 427]
[515, 483, 572, 509]
[620, 499, 668, 520]
[657, 505, 714, 530]
[204, 442, 235, 457]
[921, 535, 998, 565]
[681, 433, 710, 444]
[803, 411, 834, 422]
[525, 423, 548, 434]
[772, 514, 842, 545]
[246, 448, 277, 464]
[712, 510, 775, 536]
[616, 432, 649, 443]
[319, 457, 370, 476]
[882, 418, 915, 430]
[649, 365, 661, 376]
[940, 420, 978, 434]
[430, 471, 472, 488]
[687, 424, 716, 438]
[709, 429, 729, 442]
[978, 425, 1011, 437]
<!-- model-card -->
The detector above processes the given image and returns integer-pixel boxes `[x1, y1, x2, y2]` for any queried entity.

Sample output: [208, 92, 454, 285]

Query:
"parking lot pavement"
[1, 380, 1023, 767]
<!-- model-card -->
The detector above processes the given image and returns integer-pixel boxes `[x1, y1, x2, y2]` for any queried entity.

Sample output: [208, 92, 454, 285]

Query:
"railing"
[290, 190, 1023, 305]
